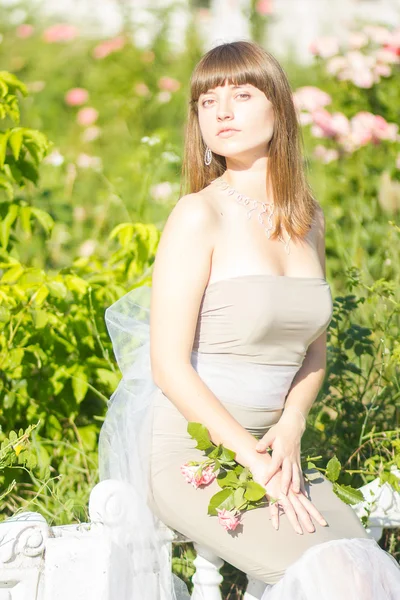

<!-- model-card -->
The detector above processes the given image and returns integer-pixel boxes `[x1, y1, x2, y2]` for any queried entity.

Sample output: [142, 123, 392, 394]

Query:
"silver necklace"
[211, 176, 291, 254]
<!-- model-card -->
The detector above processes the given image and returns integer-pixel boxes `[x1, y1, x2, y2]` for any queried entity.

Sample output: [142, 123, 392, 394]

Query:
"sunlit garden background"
[0, 0, 399, 596]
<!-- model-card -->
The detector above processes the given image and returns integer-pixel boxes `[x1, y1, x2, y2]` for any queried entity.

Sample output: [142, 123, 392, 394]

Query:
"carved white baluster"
[191, 543, 224, 600]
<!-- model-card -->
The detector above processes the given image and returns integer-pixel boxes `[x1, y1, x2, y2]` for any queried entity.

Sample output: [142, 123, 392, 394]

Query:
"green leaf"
[47, 280, 68, 298]
[187, 422, 214, 451]
[71, 367, 89, 404]
[1, 264, 24, 283]
[95, 368, 120, 391]
[30, 207, 54, 235]
[219, 446, 236, 462]
[326, 456, 341, 483]
[0, 203, 19, 248]
[9, 129, 23, 160]
[233, 487, 246, 507]
[207, 488, 235, 516]
[31, 309, 49, 329]
[0, 132, 10, 168]
[244, 481, 267, 502]
[216, 470, 239, 488]
[332, 482, 364, 505]
[19, 205, 32, 236]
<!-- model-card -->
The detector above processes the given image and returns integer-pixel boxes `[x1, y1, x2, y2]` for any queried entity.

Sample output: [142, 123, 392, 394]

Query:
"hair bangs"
[190, 44, 270, 105]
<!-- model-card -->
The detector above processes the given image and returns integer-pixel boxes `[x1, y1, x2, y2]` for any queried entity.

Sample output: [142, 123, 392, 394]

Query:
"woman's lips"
[217, 129, 240, 138]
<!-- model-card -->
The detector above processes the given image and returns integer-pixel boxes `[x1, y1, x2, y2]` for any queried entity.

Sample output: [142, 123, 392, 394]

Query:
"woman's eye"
[202, 93, 250, 107]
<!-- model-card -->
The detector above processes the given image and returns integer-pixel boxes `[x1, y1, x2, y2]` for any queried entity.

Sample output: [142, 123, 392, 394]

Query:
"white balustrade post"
[191, 543, 224, 600]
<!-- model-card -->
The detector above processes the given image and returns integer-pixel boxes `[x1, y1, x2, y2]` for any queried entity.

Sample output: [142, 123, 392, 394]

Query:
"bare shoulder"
[165, 189, 219, 233]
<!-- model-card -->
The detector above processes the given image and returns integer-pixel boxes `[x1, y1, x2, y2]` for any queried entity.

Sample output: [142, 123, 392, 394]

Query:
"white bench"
[0, 468, 399, 600]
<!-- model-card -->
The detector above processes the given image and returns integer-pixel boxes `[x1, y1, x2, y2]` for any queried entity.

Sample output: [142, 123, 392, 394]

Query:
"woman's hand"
[250, 456, 328, 534]
[255, 412, 306, 496]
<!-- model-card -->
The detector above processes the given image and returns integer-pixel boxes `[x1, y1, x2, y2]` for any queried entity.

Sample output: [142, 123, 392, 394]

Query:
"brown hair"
[180, 40, 318, 241]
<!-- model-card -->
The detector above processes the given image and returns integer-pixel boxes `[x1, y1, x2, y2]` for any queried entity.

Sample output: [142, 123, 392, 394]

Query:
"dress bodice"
[189, 274, 333, 411]
[193, 274, 333, 366]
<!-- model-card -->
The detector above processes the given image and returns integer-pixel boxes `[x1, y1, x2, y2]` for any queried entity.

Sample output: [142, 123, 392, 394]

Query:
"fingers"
[288, 490, 315, 533]
[255, 432, 273, 452]
[276, 495, 303, 535]
[295, 492, 328, 527]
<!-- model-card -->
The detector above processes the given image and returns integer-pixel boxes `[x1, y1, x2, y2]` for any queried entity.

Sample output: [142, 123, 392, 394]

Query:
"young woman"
[99, 41, 400, 599]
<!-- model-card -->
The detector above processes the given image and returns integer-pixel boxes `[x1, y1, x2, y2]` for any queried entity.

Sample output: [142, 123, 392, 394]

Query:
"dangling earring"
[204, 146, 212, 166]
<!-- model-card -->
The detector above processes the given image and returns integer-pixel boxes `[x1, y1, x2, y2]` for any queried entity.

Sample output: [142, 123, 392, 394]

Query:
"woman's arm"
[150, 192, 267, 470]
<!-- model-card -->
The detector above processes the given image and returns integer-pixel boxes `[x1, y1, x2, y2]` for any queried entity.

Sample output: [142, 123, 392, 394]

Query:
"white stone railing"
[0, 467, 399, 600]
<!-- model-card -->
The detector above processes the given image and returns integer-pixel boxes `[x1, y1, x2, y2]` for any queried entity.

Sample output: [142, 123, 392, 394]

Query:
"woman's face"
[197, 78, 274, 160]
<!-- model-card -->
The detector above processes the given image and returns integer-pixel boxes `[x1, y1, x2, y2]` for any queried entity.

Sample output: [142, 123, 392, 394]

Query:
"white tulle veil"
[98, 283, 190, 600]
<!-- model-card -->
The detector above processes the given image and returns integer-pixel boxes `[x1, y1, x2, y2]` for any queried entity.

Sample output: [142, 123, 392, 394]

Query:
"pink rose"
[77, 107, 99, 126]
[255, 0, 274, 16]
[43, 24, 78, 43]
[180, 462, 216, 488]
[135, 82, 150, 97]
[216, 508, 242, 531]
[292, 86, 332, 113]
[158, 76, 181, 92]
[311, 108, 336, 138]
[65, 88, 89, 107]
[16, 24, 34, 39]
[309, 36, 339, 59]
[92, 36, 125, 60]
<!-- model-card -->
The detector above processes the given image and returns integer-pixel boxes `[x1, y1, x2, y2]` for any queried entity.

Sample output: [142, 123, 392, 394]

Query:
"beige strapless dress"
[147, 274, 371, 585]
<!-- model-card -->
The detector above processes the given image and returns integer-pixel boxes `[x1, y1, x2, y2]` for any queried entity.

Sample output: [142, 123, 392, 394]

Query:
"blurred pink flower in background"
[16, 24, 34, 39]
[157, 91, 172, 103]
[304, 105, 398, 153]
[65, 88, 89, 107]
[313, 145, 339, 164]
[216, 508, 242, 531]
[92, 36, 125, 59]
[76, 107, 99, 126]
[293, 86, 332, 113]
[81, 126, 101, 142]
[311, 108, 339, 138]
[134, 82, 150, 97]
[326, 56, 348, 76]
[375, 47, 399, 64]
[76, 153, 102, 170]
[255, 0, 274, 16]
[158, 76, 181, 92]
[309, 36, 339, 58]
[348, 31, 369, 50]
[78, 240, 96, 257]
[363, 25, 392, 45]
[73, 206, 87, 222]
[43, 24, 78, 43]
[150, 181, 173, 203]
[43, 149, 64, 167]
[141, 50, 155, 63]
